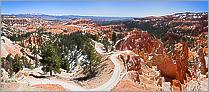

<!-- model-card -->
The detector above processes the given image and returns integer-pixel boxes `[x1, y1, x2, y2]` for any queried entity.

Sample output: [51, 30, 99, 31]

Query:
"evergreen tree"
[4, 54, 22, 77]
[13, 55, 23, 73]
[112, 31, 117, 45]
[102, 37, 111, 52]
[32, 46, 39, 68]
[6, 54, 14, 78]
[40, 43, 61, 76]
[1, 57, 6, 70]
[21, 56, 29, 68]
[83, 41, 101, 74]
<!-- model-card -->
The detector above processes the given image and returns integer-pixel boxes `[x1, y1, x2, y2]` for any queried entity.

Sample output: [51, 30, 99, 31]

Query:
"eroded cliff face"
[115, 29, 161, 54]
[24, 34, 45, 47]
[114, 29, 208, 91]
[1, 36, 23, 57]
[198, 48, 208, 75]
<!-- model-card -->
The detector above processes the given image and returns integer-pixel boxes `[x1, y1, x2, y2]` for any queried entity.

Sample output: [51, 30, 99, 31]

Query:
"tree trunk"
[9, 60, 12, 78]
[50, 70, 52, 76]
[35, 55, 38, 68]
[89, 60, 92, 74]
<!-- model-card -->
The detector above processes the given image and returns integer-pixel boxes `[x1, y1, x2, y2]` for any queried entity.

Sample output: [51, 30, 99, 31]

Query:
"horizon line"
[2, 11, 208, 18]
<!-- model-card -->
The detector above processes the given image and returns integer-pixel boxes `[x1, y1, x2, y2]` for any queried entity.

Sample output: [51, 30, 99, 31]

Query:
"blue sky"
[1, 1, 208, 17]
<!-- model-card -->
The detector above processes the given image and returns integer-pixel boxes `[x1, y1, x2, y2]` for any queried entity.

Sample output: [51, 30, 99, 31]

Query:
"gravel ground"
[77, 58, 114, 89]
[0, 82, 48, 91]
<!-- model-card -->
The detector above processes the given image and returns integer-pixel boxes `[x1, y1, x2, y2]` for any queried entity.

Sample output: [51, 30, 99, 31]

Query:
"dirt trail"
[20, 40, 126, 91]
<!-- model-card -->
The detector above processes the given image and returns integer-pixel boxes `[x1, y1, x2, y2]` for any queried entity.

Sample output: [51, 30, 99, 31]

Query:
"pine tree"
[83, 41, 101, 75]
[40, 43, 61, 76]
[112, 31, 117, 45]
[3, 54, 22, 77]
[32, 46, 39, 68]
[1, 57, 6, 70]
[13, 55, 23, 74]
[6, 54, 14, 78]
[21, 56, 28, 68]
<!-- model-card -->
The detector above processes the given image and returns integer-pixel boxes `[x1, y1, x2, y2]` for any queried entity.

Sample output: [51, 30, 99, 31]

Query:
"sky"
[1, 1, 208, 17]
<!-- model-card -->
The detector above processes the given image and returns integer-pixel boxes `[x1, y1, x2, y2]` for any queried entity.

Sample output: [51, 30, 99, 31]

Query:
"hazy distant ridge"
[3, 14, 133, 21]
